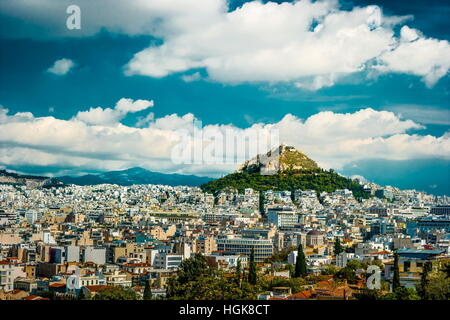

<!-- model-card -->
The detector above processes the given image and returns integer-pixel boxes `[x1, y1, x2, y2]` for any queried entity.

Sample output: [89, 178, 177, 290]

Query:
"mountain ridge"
[0, 169, 63, 188]
[58, 167, 213, 187]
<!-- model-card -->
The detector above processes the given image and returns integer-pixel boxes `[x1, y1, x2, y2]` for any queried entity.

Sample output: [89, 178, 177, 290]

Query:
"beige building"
[194, 236, 217, 255]
[306, 230, 324, 247]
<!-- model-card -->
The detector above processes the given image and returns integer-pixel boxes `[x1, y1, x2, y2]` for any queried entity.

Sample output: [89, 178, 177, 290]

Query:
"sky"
[0, 0, 449, 195]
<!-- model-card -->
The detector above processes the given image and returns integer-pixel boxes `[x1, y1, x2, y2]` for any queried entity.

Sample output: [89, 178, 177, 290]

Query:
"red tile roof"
[85, 285, 109, 292]
[23, 295, 50, 300]
[289, 290, 314, 300]
[49, 283, 66, 288]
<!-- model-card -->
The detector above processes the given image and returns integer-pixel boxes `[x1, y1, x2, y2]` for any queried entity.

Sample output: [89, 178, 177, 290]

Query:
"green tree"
[383, 287, 420, 300]
[285, 263, 295, 277]
[294, 243, 307, 277]
[176, 253, 210, 284]
[417, 261, 432, 299]
[333, 267, 358, 284]
[423, 272, 450, 300]
[167, 254, 258, 300]
[248, 247, 257, 285]
[94, 286, 138, 300]
[354, 288, 383, 300]
[346, 259, 368, 271]
[321, 264, 338, 275]
[143, 279, 152, 300]
[443, 262, 450, 278]
[265, 276, 307, 294]
[259, 191, 265, 215]
[392, 251, 401, 291]
[334, 237, 344, 256]
[264, 247, 295, 263]
[200, 168, 370, 200]
[370, 259, 384, 270]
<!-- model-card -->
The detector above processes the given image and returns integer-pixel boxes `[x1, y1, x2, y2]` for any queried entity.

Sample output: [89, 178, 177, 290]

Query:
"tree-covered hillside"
[201, 168, 369, 200]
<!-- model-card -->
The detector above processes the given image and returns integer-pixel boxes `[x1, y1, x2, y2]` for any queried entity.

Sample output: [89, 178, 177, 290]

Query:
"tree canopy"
[166, 254, 259, 300]
[94, 286, 138, 300]
[200, 169, 370, 200]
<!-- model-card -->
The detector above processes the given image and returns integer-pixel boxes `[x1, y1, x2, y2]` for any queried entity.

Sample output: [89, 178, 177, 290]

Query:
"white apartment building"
[0, 261, 14, 292]
[267, 208, 301, 228]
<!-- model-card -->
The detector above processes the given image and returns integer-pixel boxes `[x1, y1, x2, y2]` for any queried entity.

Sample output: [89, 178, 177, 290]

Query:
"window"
[404, 261, 411, 272]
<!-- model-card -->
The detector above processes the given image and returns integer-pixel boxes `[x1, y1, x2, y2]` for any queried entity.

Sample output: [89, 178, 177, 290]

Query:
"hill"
[237, 144, 320, 173]
[58, 167, 213, 187]
[201, 145, 369, 199]
[0, 170, 63, 188]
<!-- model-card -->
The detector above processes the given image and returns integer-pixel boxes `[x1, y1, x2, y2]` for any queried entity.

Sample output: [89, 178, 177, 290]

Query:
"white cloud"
[135, 112, 155, 128]
[47, 58, 74, 75]
[2, 0, 448, 88]
[73, 98, 153, 125]
[125, 1, 398, 85]
[181, 72, 202, 83]
[115, 98, 154, 113]
[375, 26, 450, 87]
[0, 102, 449, 177]
[400, 25, 420, 42]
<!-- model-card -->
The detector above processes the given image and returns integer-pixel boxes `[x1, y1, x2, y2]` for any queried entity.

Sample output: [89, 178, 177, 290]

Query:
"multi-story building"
[206, 251, 248, 270]
[430, 205, 450, 217]
[216, 238, 273, 263]
[268, 208, 301, 228]
[81, 247, 106, 265]
[417, 218, 450, 233]
[194, 236, 217, 255]
[0, 210, 16, 226]
[385, 248, 446, 288]
[0, 261, 14, 292]
[152, 253, 184, 269]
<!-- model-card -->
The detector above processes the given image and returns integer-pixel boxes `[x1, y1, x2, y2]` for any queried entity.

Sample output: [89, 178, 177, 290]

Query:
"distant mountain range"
[0, 167, 213, 188]
[57, 167, 213, 187]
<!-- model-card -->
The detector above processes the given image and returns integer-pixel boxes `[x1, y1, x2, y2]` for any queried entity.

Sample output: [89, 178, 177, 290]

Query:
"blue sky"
[0, 0, 449, 195]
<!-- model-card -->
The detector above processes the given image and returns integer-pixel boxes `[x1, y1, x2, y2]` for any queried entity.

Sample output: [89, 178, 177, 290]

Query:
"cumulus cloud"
[2, 0, 448, 88]
[122, 1, 449, 88]
[376, 26, 450, 87]
[47, 58, 75, 75]
[73, 98, 153, 125]
[0, 102, 449, 177]
[135, 112, 155, 128]
[124, 1, 398, 86]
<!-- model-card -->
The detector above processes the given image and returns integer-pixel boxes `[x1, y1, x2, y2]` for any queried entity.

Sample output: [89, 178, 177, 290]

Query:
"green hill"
[201, 145, 369, 200]
[201, 168, 369, 199]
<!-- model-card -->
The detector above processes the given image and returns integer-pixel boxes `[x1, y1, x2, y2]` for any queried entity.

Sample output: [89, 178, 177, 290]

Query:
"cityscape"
[0, 0, 450, 308]
[0, 145, 449, 301]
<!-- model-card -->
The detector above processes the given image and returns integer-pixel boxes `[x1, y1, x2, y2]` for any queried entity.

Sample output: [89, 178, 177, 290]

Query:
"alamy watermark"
[66, 5, 81, 30]
[170, 119, 280, 174]
[366, 265, 381, 289]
